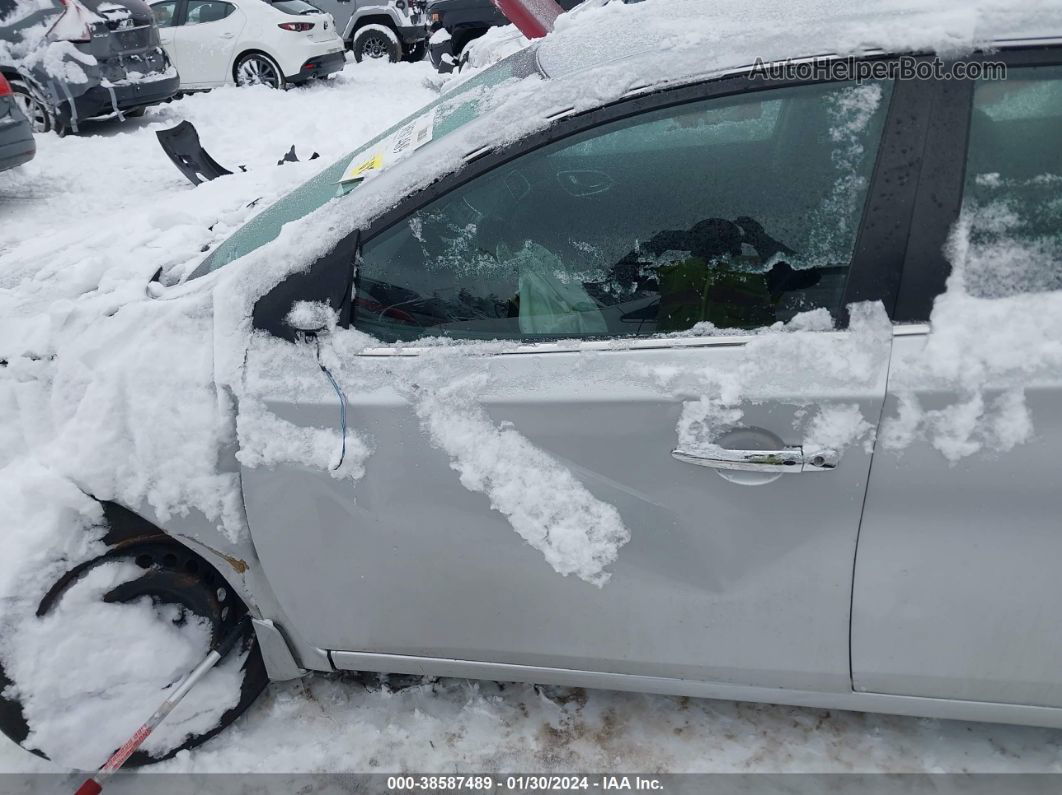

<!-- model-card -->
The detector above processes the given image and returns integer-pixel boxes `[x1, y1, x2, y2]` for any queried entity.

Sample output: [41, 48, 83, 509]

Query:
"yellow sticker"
[338, 108, 437, 185]
[340, 151, 384, 183]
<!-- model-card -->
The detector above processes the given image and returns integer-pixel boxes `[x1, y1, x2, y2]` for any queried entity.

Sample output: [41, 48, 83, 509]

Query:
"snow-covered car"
[147, 0, 346, 90]
[0, 0, 179, 134]
[310, 0, 429, 63]
[3, 0, 1062, 770]
[0, 71, 34, 170]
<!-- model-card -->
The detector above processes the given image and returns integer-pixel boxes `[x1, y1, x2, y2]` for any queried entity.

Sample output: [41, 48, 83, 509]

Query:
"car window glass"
[961, 65, 1062, 297]
[355, 79, 893, 343]
[184, 0, 234, 25]
[269, 0, 320, 15]
[566, 100, 783, 159]
[151, 0, 178, 27]
[191, 50, 538, 279]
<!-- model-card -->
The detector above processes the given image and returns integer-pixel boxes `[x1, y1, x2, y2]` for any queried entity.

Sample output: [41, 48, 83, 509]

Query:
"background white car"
[150, 0, 346, 90]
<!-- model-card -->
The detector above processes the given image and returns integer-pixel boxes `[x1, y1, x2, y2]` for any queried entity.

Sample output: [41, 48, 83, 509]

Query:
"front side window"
[190, 50, 537, 280]
[184, 0, 234, 25]
[355, 79, 893, 342]
[151, 0, 178, 27]
[959, 65, 1062, 297]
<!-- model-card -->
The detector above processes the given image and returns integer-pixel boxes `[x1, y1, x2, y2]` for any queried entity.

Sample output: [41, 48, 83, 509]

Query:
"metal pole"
[74, 617, 251, 795]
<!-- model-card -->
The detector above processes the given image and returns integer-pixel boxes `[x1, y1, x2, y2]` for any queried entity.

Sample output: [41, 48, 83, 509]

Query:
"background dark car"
[0, 0, 179, 134]
[0, 71, 34, 171]
[427, 0, 582, 71]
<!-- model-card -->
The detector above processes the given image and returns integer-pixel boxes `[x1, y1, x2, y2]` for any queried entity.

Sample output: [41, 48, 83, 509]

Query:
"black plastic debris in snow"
[157, 121, 320, 186]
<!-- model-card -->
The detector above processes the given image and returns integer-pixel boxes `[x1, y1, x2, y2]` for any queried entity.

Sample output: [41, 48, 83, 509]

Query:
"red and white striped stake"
[75, 617, 250, 795]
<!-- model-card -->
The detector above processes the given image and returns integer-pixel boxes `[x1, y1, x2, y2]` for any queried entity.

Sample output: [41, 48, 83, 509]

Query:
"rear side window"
[960, 65, 1062, 297]
[184, 0, 235, 24]
[355, 80, 893, 342]
[269, 0, 321, 15]
[151, 0, 178, 27]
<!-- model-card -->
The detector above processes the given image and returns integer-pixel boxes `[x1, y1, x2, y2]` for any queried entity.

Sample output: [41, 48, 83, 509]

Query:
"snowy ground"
[2, 54, 1062, 780]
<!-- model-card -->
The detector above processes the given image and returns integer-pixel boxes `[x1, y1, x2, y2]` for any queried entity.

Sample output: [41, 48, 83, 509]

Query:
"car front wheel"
[0, 541, 268, 769]
[235, 53, 286, 89]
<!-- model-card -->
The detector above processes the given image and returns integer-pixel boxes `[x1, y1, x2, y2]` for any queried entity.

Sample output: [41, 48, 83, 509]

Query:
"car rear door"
[852, 52, 1062, 708]
[150, 0, 181, 56]
[242, 71, 925, 691]
[169, 0, 245, 87]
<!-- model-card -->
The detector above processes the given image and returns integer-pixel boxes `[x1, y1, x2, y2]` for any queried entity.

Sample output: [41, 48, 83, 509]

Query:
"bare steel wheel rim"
[236, 55, 281, 88]
[362, 32, 390, 59]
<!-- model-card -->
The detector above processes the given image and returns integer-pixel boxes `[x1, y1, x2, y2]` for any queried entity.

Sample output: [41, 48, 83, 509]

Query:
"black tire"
[0, 541, 268, 769]
[352, 25, 400, 63]
[234, 52, 286, 89]
[403, 40, 427, 62]
[124, 106, 147, 118]
[9, 78, 57, 135]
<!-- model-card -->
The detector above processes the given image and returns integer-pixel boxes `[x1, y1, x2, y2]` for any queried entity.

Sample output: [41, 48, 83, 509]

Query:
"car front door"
[852, 55, 1062, 708]
[169, 0, 245, 87]
[242, 73, 920, 692]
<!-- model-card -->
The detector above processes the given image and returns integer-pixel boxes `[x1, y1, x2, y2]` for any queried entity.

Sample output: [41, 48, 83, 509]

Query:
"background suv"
[426, 0, 580, 70]
[310, 0, 429, 62]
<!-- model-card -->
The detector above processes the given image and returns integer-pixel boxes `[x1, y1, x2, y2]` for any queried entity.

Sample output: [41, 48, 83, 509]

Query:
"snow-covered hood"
[538, 0, 1062, 82]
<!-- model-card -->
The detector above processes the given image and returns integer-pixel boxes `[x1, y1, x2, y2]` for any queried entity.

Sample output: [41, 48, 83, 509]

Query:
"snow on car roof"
[537, 0, 1062, 84]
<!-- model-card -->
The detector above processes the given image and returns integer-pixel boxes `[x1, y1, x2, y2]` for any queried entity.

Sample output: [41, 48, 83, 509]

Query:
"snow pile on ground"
[8, 671, 1062, 777]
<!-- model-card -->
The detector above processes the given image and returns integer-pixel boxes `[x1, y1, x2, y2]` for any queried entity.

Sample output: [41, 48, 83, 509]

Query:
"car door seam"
[847, 326, 899, 692]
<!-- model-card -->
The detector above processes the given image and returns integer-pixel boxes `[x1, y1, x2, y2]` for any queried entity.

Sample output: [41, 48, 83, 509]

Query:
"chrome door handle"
[671, 446, 839, 473]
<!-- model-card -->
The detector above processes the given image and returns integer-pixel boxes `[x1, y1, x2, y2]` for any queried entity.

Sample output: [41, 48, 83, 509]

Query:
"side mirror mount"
[286, 301, 337, 336]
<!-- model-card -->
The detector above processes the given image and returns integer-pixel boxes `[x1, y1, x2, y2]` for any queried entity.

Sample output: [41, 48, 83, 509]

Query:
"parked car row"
[0, 0, 433, 145]
[148, 0, 346, 90]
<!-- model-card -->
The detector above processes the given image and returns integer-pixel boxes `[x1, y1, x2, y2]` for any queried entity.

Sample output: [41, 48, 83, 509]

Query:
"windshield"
[190, 49, 540, 280]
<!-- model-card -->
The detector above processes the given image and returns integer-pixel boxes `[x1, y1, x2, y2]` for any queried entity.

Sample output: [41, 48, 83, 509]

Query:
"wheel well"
[96, 501, 255, 613]
[349, 14, 396, 41]
[231, 49, 281, 82]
